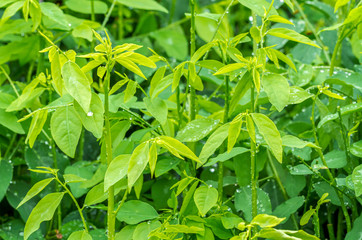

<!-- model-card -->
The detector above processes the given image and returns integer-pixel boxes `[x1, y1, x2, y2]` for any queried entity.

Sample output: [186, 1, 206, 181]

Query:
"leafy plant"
[0, 0, 361, 240]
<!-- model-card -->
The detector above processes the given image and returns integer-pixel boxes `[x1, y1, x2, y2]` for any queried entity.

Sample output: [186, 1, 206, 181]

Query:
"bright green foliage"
[0, 0, 361, 239]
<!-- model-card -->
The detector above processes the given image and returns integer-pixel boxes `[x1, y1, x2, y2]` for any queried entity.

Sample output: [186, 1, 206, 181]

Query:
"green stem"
[311, 97, 351, 232]
[329, 37, 343, 76]
[102, 0, 117, 29]
[118, 5, 124, 40]
[76, 128, 85, 162]
[169, 0, 177, 24]
[189, 0, 196, 121]
[267, 151, 299, 230]
[291, 0, 331, 65]
[337, 106, 353, 173]
[104, 60, 115, 240]
[176, 86, 182, 130]
[313, 212, 320, 238]
[4, 133, 17, 160]
[56, 178, 88, 232]
[51, 140, 62, 231]
[336, 209, 343, 240]
[250, 11, 258, 220]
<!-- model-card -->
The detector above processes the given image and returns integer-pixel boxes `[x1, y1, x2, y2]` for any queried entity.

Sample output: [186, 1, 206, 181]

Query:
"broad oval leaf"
[352, 164, 362, 197]
[40, 2, 70, 30]
[272, 196, 305, 222]
[65, 0, 108, 14]
[68, 230, 92, 240]
[194, 186, 218, 216]
[263, 73, 290, 112]
[62, 61, 92, 113]
[116, 200, 159, 224]
[50, 106, 82, 158]
[238, 0, 278, 17]
[199, 124, 229, 164]
[251, 113, 282, 163]
[318, 102, 362, 128]
[282, 135, 319, 149]
[267, 28, 320, 48]
[251, 214, 285, 228]
[74, 92, 104, 139]
[176, 118, 219, 142]
[24, 192, 65, 240]
[0, 109, 25, 134]
[17, 178, 54, 209]
[104, 154, 131, 191]
[144, 97, 168, 125]
[127, 142, 149, 190]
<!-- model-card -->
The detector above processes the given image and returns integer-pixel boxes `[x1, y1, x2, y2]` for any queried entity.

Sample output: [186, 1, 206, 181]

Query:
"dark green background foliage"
[0, 0, 361, 239]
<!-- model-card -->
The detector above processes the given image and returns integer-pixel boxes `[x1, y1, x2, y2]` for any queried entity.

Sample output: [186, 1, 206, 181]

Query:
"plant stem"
[291, 0, 331, 65]
[250, 11, 258, 220]
[337, 106, 353, 173]
[56, 178, 88, 232]
[189, 0, 196, 121]
[169, 0, 177, 24]
[102, 0, 117, 29]
[311, 97, 351, 232]
[176, 86, 182, 130]
[118, 5, 124, 40]
[267, 151, 299, 230]
[329, 37, 343, 76]
[104, 60, 115, 240]
[51, 139, 62, 231]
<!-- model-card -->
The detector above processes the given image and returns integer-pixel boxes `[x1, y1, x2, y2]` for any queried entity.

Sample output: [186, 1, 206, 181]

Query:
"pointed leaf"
[144, 97, 168, 125]
[263, 73, 290, 112]
[176, 118, 220, 142]
[251, 113, 282, 163]
[116, 200, 159, 225]
[127, 142, 149, 190]
[50, 106, 82, 158]
[17, 178, 54, 209]
[194, 186, 218, 216]
[199, 124, 229, 164]
[68, 230, 92, 240]
[267, 28, 321, 48]
[24, 192, 65, 240]
[62, 61, 92, 113]
[157, 136, 199, 162]
[104, 154, 131, 191]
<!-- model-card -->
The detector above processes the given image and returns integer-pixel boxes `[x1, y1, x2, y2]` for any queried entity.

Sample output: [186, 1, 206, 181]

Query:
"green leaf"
[199, 124, 229, 164]
[84, 183, 107, 206]
[288, 86, 313, 104]
[351, 140, 362, 158]
[0, 1, 23, 25]
[272, 196, 305, 222]
[352, 164, 362, 197]
[345, 214, 362, 240]
[68, 230, 92, 240]
[191, 41, 216, 63]
[250, 27, 261, 44]
[144, 97, 168, 125]
[62, 61, 92, 113]
[344, 6, 362, 25]
[164, 224, 204, 234]
[251, 113, 282, 163]
[115, 225, 136, 240]
[228, 116, 242, 152]
[17, 178, 54, 209]
[133, 221, 161, 240]
[300, 208, 316, 226]
[282, 135, 319, 149]
[74, 93, 104, 139]
[268, 15, 294, 25]
[24, 192, 65, 240]
[150, 66, 167, 98]
[0, 160, 13, 202]
[214, 63, 246, 75]
[229, 72, 252, 113]
[235, 187, 272, 222]
[40, 2, 70, 30]
[267, 28, 321, 48]
[270, 49, 297, 72]
[124, 80, 138, 103]
[156, 136, 199, 162]
[25, 109, 48, 148]
[251, 214, 285, 228]
[256, 228, 319, 240]
[263, 73, 290, 112]
[148, 142, 157, 178]
[65, 0, 108, 14]
[205, 147, 249, 167]
[104, 154, 131, 191]
[72, 24, 93, 42]
[150, 26, 187, 61]
[127, 142, 149, 190]
[318, 102, 362, 128]
[238, 0, 278, 17]
[116, 0, 168, 13]
[50, 106, 82, 158]
[194, 186, 218, 216]
[116, 200, 159, 224]
[63, 174, 87, 184]
[50, 50, 64, 96]
[176, 118, 219, 142]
